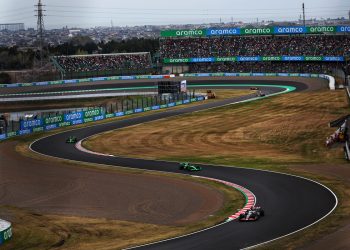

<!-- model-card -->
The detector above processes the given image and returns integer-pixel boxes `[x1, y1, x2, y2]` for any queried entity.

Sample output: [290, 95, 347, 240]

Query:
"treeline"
[0, 47, 36, 70]
[50, 37, 159, 55]
[0, 36, 160, 70]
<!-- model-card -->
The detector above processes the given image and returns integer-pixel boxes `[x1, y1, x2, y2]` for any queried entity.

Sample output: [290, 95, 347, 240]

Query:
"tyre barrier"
[0, 219, 12, 245]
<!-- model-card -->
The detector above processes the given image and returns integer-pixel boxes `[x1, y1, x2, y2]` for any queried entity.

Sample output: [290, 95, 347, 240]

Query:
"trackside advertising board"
[0, 220, 12, 245]
[161, 29, 206, 37]
[161, 25, 350, 37]
[164, 56, 345, 64]
[0, 98, 206, 142]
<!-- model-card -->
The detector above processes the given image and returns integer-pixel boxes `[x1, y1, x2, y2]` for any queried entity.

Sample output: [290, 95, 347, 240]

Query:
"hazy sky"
[0, 0, 349, 29]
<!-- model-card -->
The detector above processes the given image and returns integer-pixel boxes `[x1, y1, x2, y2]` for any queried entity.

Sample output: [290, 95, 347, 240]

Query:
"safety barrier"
[180, 72, 335, 90]
[0, 220, 12, 245]
[0, 96, 205, 142]
[0, 72, 334, 90]
[0, 74, 176, 88]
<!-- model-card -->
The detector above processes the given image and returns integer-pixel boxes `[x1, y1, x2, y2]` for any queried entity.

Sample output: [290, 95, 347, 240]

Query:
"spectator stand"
[51, 52, 153, 79]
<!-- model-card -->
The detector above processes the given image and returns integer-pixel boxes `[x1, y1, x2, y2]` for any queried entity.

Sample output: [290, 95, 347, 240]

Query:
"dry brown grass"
[85, 89, 348, 164]
[0, 207, 182, 250]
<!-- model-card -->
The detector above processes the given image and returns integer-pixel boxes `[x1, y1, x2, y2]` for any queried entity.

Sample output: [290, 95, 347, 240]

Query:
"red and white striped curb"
[194, 176, 256, 222]
[76, 141, 256, 222]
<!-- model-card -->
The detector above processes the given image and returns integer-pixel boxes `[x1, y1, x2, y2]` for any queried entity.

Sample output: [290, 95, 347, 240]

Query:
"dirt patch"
[0, 141, 225, 226]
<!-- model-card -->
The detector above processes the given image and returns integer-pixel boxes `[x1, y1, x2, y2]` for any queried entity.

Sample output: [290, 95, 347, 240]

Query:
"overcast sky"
[0, 0, 349, 29]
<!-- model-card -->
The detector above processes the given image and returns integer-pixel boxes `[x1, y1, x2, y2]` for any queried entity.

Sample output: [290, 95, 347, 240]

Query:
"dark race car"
[66, 136, 77, 143]
[250, 87, 259, 90]
[256, 91, 266, 97]
[179, 162, 202, 171]
[239, 206, 264, 222]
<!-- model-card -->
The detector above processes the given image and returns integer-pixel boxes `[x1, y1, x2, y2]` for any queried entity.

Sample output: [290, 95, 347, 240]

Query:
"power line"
[44, 8, 349, 16]
[45, 4, 350, 11]
[0, 7, 33, 14]
[0, 10, 36, 19]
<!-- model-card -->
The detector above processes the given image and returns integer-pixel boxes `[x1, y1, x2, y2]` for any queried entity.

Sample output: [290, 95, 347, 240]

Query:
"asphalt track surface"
[0, 79, 309, 97]
[30, 80, 337, 250]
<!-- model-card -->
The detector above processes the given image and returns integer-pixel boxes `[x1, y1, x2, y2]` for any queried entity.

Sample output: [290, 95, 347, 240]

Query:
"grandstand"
[51, 52, 153, 79]
[160, 25, 350, 76]
[49, 25, 350, 80]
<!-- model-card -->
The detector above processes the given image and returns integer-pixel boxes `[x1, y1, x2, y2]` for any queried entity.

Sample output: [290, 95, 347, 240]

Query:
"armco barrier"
[0, 72, 333, 90]
[0, 74, 176, 88]
[0, 96, 205, 142]
[180, 72, 335, 90]
[0, 220, 12, 245]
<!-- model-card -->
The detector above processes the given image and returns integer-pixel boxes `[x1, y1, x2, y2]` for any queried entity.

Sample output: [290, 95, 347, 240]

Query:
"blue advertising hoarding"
[20, 119, 42, 130]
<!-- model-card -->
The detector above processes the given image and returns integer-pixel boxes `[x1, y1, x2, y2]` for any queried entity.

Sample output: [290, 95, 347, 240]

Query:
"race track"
[30, 79, 337, 249]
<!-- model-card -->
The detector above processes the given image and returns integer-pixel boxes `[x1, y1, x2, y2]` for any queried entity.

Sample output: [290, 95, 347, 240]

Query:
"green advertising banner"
[164, 58, 191, 63]
[44, 115, 64, 125]
[161, 29, 206, 37]
[33, 127, 44, 132]
[163, 55, 344, 64]
[83, 109, 101, 118]
[241, 27, 274, 35]
[306, 26, 337, 33]
[161, 25, 348, 37]
[305, 56, 323, 61]
[58, 122, 71, 127]
[216, 57, 237, 62]
[84, 118, 94, 123]
[262, 56, 282, 61]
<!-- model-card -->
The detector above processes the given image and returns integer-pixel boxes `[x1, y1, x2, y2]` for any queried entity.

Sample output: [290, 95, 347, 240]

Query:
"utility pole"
[348, 10, 350, 21]
[302, 3, 306, 26]
[35, 0, 45, 67]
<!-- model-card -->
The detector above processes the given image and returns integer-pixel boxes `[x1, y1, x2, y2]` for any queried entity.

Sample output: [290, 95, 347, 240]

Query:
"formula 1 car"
[239, 206, 264, 221]
[66, 136, 77, 143]
[256, 91, 266, 97]
[250, 87, 259, 90]
[179, 162, 202, 171]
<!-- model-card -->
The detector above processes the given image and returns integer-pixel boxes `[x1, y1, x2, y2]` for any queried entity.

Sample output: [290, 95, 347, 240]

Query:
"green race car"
[66, 136, 77, 143]
[179, 162, 202, 171]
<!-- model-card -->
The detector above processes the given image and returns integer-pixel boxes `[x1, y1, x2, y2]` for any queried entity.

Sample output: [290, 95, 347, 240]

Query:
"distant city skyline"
[0, 0, 349, 29]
